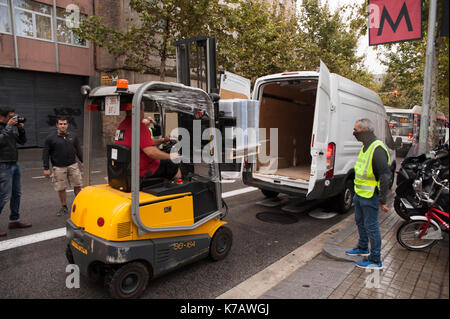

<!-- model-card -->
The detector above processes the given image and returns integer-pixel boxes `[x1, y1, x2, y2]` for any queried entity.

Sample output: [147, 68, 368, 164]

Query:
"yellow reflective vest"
[354, 140, 390, 198]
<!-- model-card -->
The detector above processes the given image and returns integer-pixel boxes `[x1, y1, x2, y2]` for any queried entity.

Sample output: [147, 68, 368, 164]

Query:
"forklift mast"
[174, 36, 218, 94]
[173, 36, 222, 176]
[173, 36, 241, 177]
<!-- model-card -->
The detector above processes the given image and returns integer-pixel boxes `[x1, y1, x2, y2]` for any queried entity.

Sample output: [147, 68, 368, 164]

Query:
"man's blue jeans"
[353, 193, 381, 263]
[0, 163, 22, 222]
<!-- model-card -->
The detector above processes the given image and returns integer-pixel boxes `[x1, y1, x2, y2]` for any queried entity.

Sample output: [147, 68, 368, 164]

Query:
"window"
[0, 0, 11, 34]
[56, 7, 87, 47]
[14, 0, 52, 40]
[388, 113, 414, 137]
[10, 0, 87, 47]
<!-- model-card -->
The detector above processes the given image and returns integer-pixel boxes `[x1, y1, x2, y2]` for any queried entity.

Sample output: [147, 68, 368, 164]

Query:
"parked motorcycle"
[394, 144, 449, 220]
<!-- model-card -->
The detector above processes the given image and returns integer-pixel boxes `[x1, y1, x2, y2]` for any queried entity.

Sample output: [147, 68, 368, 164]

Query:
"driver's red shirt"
[114, 115, 160, 177]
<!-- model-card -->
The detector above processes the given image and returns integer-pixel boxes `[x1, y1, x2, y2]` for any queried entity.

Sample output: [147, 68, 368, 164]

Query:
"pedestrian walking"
[346, 118, 391, 269]
[0, 106, 32, 237]
[42, 116, 83, 216]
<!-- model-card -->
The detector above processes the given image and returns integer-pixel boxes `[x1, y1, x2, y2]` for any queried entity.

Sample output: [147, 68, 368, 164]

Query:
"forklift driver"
[114, 109, 182, 180]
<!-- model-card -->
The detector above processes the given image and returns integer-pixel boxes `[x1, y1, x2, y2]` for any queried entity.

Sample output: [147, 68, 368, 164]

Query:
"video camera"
[13, 114, 26, 124]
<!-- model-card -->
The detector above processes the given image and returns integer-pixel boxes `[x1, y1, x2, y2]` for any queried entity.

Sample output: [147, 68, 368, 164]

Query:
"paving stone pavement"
[261, 193, 449, 299]
[327, 212, 449, 299]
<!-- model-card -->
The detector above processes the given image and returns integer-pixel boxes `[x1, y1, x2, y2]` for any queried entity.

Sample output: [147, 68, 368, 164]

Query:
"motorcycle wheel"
[394, 197, 410, 220]
[396, 220, 439, 251]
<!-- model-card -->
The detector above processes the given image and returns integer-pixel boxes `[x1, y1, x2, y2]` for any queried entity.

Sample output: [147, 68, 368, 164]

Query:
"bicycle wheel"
[396, 220, 439, 251]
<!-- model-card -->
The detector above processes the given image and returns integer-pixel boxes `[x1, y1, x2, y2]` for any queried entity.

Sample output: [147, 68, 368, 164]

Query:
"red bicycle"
[397, 175, 449, 251]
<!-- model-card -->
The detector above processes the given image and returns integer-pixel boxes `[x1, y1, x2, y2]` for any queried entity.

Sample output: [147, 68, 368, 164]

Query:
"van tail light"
[325, 142, 336, 178]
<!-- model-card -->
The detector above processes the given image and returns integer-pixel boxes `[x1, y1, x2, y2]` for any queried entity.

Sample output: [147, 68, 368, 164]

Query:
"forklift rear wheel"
[210, 226, 233, 261]
[105, 262, 149, 299]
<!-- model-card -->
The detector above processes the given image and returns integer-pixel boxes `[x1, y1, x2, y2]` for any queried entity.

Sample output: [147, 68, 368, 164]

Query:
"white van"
[240, 61, 400, 212]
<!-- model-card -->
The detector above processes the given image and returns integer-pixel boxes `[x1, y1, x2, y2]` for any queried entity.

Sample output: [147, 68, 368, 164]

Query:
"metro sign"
[368, 0, 422, 46]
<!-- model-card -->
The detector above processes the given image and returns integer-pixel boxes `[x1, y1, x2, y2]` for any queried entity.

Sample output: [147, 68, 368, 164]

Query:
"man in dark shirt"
[42, 117, 83, 216]
[0, 106, 31, 236]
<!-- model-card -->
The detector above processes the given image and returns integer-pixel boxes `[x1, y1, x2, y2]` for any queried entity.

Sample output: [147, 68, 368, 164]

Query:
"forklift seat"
[107, 144, 165, 192]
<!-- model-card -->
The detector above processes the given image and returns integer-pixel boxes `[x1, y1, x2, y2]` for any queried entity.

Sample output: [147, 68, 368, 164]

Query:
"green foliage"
[377, 0, 449, 117]
[294, 0, 375, 88]
[76, 0, 218, 80]
[76, 0, 375, 87]
[211, 0, 299, 84]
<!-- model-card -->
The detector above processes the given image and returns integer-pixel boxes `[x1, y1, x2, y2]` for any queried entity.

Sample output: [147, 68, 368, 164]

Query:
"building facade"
[1, 0, 297, 148]
[0, 0, 95, 147]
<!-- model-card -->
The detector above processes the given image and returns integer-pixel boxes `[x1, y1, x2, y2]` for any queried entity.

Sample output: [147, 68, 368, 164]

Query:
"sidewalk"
[260, 196, 449, 299]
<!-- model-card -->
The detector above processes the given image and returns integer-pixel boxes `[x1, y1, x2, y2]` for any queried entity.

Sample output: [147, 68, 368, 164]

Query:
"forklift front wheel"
[105, 262, 150, 299]
[210, 226, 233, 261]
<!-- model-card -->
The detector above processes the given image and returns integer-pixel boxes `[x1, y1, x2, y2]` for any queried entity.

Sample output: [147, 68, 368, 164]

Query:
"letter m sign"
[368, 0, 422, 45]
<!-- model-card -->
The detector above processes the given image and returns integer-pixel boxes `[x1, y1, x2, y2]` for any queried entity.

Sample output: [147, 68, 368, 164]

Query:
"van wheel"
[210, 226, 233, 261]
[336, 179, 354, 213]
[261, 189, 279, 198]
[105, 262, 149, 299]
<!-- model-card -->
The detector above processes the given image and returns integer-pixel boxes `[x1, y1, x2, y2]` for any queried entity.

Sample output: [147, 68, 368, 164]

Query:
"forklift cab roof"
[87, 81, 214, 117]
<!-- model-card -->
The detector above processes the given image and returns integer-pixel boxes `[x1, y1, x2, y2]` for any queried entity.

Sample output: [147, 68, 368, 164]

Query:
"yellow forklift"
[66, 37, 233, 299]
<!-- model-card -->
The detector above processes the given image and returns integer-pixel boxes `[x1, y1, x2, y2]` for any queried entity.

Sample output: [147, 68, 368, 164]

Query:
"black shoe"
[8, 221, 32, 229]
[57, 206, 69, 216]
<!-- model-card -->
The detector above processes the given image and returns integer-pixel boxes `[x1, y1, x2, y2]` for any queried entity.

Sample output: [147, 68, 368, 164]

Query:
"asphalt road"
[0, 161, 353, 299]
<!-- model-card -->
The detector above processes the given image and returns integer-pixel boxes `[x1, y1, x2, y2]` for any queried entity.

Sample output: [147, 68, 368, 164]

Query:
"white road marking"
[222, 186, 258, 198]
[216, 214, 355, 299]
[0, 186, 258, 252]
[0, 228, 66, 252]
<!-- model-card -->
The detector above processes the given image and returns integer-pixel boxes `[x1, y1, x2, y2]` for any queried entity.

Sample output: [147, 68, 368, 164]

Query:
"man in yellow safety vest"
[346, 118, 391, 269]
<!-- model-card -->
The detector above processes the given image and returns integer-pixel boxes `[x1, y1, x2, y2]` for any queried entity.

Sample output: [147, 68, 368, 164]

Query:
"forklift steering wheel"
[160, 139, 178, 154]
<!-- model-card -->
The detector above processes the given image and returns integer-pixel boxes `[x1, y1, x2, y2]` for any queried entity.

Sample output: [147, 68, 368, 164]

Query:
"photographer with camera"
[0, 106, 31, 237]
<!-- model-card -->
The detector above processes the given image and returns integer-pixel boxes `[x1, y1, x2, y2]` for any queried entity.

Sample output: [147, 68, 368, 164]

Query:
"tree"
[77, 0, 220, 81]
[377, 0, 449, 148]
[77, 0, 375, 89]
[211, 0, 299, 84]
[294, 0, 375, 88]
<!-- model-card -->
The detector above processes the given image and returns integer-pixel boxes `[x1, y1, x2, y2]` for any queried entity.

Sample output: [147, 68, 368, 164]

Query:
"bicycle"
[396, 175, 449, 251]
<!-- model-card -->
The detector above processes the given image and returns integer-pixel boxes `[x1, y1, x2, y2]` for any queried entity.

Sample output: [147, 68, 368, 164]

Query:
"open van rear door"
[308, 61, 331, 196]
[217, 72, 255, 182]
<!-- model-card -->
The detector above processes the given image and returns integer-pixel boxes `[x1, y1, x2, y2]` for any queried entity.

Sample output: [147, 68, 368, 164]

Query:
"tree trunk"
[159, 54, 167, 82]
[159, 19, 170, 82]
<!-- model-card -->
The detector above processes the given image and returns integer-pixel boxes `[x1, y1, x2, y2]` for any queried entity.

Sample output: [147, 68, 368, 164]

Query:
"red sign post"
[368, 0, 422, 46]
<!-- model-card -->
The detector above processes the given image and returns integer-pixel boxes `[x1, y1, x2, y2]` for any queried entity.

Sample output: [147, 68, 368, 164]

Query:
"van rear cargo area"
[255, 79, 318, 182]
